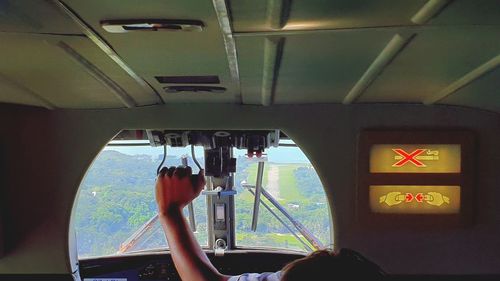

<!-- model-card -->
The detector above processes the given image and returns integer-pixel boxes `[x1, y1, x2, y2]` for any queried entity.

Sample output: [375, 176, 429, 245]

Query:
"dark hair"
[280, 248, 385, 281]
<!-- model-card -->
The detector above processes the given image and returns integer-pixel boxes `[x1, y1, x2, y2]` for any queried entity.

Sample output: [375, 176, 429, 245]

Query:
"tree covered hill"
[75, 150, 331, 257]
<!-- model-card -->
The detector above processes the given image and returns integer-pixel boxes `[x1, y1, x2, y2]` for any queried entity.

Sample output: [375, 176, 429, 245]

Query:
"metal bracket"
[202, 186, 237, 198]
[251, 162, 265, 231]
[181, 156, 196, 232]
[214, 238, 227, 257]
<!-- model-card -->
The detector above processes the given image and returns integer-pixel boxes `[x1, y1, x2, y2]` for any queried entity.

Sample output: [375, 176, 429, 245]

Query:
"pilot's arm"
[156, 166, 230, 281]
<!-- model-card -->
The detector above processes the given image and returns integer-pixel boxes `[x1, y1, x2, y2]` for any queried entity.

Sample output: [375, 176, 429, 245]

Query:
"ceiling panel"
[0, 33, 124, 109]
[157, 91, 237, 103]
[275, 32, 397, 104]
[237, 30, 396, 104]
[0, 0, 81, 34]
[358, 27, 500, 103]
[430, 0, 500, 25]
[234, 37, 264, 104]
[63, 0, 238, 103]
[230, 0, 427, 32]
[0, 74, 48, 108]
[0, 0, 498, 112]
[64, 39, 161, 106]
[441, 68, 500, 112]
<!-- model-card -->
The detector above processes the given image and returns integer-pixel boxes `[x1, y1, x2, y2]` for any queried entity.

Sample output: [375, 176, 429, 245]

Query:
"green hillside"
[75, 150, 331, 257]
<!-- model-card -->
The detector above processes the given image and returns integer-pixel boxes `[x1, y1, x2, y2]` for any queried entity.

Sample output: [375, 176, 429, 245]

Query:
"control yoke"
[147, 130, 280, 254]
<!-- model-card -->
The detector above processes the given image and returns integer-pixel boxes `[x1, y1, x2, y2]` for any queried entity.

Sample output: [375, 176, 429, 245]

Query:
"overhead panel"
[232, 0, 430, 105]
[237, 31, 396, 104]
[0, 33, 124, 109]
[342, 33, 416, 104]
[63, 0, 237, 103]
[63, 39, 160, 106]
[358, 28, 500, 103]
[275, 32, 399, 104]
[0, 0, 498, 111]
[0, 0, 81, 34]
[229, 0, 427, 32]
[233, 37, 265, 104]
[0, 74, 51, 108]
[441, 68, 500, 113]
[429, 0, 500, 25]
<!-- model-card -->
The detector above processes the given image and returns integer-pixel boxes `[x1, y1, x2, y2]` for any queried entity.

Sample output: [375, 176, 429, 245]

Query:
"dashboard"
[78, 250, 500, 281]
[79, 250, 304, 281]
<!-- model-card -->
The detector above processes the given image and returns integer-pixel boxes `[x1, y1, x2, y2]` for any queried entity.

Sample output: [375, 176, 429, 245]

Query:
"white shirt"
[228, 271, 282, 281]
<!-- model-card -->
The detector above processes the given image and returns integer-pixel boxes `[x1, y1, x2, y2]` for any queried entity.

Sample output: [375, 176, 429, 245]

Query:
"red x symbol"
[392, 149, 426, 167]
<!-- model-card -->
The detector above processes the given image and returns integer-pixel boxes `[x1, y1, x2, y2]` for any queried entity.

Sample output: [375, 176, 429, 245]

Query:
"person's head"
[280, 248, 384, 281]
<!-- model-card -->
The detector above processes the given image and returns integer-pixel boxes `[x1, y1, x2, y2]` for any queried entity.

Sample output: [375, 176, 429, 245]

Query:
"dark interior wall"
[0, 103, 499, 275]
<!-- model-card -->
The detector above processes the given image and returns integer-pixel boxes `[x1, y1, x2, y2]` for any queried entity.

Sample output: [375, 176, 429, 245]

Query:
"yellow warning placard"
[370, 144, 461, 173]
[370, 185, 460, 214]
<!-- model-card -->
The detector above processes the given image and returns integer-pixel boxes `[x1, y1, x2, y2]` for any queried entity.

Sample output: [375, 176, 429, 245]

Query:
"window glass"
[234, 144, 332, 252]
[75, 139, 332, 257]
[74, 143, 207, 258]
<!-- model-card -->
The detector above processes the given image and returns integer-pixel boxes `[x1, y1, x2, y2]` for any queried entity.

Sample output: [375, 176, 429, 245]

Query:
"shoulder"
[228, 271, 282, 281]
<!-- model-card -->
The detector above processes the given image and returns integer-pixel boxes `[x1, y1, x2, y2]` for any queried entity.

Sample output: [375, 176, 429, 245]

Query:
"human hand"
[425, 192, 450, 206]
[379, 191, 405, 206]
[155, 166, 205, 215]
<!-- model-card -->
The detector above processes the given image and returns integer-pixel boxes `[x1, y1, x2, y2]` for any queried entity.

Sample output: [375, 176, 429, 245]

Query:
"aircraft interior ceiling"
[0, 0, 499, 280]
[0, 0, 498, 111]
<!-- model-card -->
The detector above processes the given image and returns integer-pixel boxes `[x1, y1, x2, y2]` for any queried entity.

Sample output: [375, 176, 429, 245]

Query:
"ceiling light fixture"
[101, 19, 204, 33]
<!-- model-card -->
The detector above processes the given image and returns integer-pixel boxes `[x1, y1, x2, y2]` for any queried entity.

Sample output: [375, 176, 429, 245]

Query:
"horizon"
[103, 145, 311, 164]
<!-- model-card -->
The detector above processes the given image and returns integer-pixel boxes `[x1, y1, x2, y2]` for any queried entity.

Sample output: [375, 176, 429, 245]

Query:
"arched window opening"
[74, 135, 332, 258]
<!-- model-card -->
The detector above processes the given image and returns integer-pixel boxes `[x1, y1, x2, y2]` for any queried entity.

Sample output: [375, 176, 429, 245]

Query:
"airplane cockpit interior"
[0, 0, 499, 280]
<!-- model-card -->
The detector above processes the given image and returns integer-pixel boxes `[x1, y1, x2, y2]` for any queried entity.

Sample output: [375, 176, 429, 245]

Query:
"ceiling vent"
[163, 86, 226, 93]
[155, 75, 220, 84]
[101, 19, 204, 33]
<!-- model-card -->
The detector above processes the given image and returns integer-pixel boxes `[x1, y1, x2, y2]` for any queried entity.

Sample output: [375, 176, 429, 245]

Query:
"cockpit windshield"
[75, 138, 332, 258]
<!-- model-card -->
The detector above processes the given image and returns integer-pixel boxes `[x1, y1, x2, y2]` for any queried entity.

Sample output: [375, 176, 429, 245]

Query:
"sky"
[104, 143, 311, 164]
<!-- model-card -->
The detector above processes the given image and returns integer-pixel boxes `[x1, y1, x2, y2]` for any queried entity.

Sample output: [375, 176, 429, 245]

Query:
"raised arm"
[155, 166, 230, 281]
